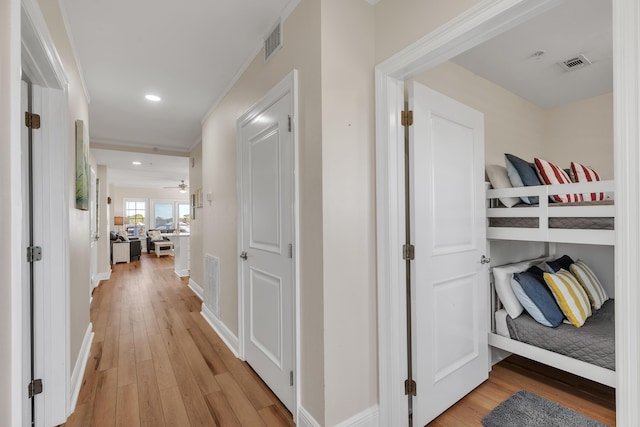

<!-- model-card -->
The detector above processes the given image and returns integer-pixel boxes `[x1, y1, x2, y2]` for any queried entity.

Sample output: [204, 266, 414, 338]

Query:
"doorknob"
[240, 251, 248, 260]
[480, 255, 491, 264]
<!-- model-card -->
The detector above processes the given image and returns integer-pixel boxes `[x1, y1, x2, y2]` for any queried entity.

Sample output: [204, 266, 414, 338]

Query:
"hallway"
[62, 254, 294, 427]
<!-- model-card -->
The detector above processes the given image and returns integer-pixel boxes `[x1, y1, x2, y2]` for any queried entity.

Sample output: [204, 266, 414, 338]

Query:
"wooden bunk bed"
[486, 180, 616, 388]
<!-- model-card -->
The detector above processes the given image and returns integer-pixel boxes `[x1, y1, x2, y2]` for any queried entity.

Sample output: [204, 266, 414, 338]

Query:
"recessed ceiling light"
[145, 94, 161, 102]
[132, 161, 141, 165]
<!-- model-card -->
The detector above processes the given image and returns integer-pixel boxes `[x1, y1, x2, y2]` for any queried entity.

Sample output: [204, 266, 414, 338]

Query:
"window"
[150, 200, 191, 233]
[124, 199, 146, 237]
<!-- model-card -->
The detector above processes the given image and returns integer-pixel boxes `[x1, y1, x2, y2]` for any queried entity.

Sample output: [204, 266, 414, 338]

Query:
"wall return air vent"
[559, 53, 592, 72]
[264, 19, 282, 63]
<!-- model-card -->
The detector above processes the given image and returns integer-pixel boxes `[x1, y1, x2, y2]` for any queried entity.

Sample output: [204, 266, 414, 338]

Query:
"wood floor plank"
[204, 390, 243, 427]
[117, 333, 136, 386]
[116, 383, 140, 427]
[148, 333, 178, 391]
[136, 359, 166, 427]
[159, 386, 191, 427]
[258, 404, 296, 427]
[215, 372, 266, 427]
[90, 368, 118, 427]
[166, 342, 217, 425]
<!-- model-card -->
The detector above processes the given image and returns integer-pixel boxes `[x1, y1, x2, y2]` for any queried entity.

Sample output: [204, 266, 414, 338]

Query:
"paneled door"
[238, 77, 295, 412]
[409, 82, 489, 425]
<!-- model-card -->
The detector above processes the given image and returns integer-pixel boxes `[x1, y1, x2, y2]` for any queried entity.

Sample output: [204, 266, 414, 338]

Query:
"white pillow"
[493, 258, 546, 319]
[486, 164, 520, 208]
[149, 230, 161, 240]
[117, 230, 129, 241]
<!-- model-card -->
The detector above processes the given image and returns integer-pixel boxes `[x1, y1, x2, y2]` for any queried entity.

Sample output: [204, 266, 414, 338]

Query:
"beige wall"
[414, 61, 613, 178]
[374, 0, 481, 63]
[37, 0, 91, 366]
[414, 61, 547, 166]
[543, 93, 613, 179]
[320, 0, 377, 425]
[200, 0, 325, 421]
[189, 142, 204, 288]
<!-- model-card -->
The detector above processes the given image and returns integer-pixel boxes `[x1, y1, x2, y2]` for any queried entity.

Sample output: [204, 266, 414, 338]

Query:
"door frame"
[374, 0, 640, 425]
[236, 70, 300, 420]
[15, 0, 72, 425]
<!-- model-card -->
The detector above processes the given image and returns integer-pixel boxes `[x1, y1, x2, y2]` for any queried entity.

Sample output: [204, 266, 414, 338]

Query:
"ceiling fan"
[164, 180, 188, 193]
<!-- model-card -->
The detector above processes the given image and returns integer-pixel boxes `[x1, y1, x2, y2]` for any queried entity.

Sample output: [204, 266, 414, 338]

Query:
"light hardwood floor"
[61, 252, 615, 426]
[61, 253, 295, 427]
[428, 355, 616, 426]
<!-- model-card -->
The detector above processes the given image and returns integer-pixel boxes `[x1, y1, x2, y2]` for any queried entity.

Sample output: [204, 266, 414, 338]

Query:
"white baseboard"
[68, 323, 94, 415]
[335, 405, 379, 427]
[201, 304, 239, 357]
[297, 406, 322, 427]
[188, 278, 204, 301]
[95, 270, 111, 283]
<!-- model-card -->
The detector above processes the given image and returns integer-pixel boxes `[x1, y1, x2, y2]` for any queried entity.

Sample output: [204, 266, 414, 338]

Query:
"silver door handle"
[481, 255, 491, 264]
[240, 251, 248, 260]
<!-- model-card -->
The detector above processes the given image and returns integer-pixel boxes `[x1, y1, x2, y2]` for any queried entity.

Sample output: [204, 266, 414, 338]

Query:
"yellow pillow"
[570, 261, 609, 310]
[543, 269, 592, 327]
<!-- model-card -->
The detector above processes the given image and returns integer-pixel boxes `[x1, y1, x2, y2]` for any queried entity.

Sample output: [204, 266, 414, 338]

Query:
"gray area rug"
[482, 390, 610, 427]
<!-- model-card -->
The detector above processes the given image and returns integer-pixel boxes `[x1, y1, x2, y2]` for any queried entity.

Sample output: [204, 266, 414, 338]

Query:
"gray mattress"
[506, 299, 615, 370]
[489, 200, 614, 230]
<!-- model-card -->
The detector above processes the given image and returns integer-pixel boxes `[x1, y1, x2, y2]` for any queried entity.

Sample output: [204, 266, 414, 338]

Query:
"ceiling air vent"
[264, 20, 282, 63]
[559, 54, 592, 72]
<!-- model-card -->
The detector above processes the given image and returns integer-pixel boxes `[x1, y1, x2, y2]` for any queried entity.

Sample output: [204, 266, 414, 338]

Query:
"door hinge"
[288, 243, 293, 259]
[404, 378, 416, 396]
[25, 112, 41, 129]
[28, 379, 43, 398]
[288, 115, 292, 132]
[290, 371, 294, 386]
[27, 246, 42, 262]
[402, 244, 415, 261]
[401, 110, 413, 127]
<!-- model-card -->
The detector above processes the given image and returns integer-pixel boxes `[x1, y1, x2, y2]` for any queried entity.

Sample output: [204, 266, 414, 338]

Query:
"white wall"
[97, 165, 111, 277]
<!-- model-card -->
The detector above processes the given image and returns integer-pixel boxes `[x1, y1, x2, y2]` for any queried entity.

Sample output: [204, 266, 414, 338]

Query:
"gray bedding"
[506, 299, 615, 370]
[489, 200, 614, 230]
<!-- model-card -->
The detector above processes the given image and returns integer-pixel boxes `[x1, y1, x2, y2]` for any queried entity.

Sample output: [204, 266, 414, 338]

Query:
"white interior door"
[409, 82, 488, 426]
[239, 89, 295, 412]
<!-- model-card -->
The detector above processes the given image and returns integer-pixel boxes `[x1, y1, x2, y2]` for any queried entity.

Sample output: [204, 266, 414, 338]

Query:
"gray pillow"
[505, 153, 541, 204]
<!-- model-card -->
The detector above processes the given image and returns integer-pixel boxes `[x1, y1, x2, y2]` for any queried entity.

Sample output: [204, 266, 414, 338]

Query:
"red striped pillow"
[570, 162, 604, 201]
[534, 158, 582, 203]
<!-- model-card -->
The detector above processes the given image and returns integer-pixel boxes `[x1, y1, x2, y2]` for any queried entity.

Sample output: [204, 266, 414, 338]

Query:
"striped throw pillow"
[534, 158, 582, 203]
[570, 261, 609, 310]
[543, 269, 592, 327]
[570, 162, 605, 201]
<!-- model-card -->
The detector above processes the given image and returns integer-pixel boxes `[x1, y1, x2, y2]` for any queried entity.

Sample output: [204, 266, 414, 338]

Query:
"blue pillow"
[505, 153, 541, 204]
[511, 268, 564, 327]
[545, 254, 574, 273]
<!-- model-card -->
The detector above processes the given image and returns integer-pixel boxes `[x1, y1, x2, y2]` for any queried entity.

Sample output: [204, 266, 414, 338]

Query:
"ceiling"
[452, 0, 612, 109]
[64, 0, 610, 188]
[91, 149, 189, 190]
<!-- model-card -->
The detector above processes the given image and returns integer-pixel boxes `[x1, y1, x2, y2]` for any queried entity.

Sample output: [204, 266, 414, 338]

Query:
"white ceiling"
[92, 149, 189, 190]
[61, 0, 296, 153]
[452, 0, 612, 109]
[65, 0, 610, 187]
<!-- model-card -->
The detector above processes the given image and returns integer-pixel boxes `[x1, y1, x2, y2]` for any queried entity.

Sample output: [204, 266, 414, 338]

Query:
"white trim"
[236, 70, 299, 417]
[95, 270, 111, 283]
[334, 405, 379, 427]
[201, 0, 301, 124]
[372, 1, 631, 426]
[201, 304, 239, 357]
[296, 406, 322, 427]
[188, 278, 204, 301]
[67, 324, 94, 415]
[613, 0, 640, 424]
